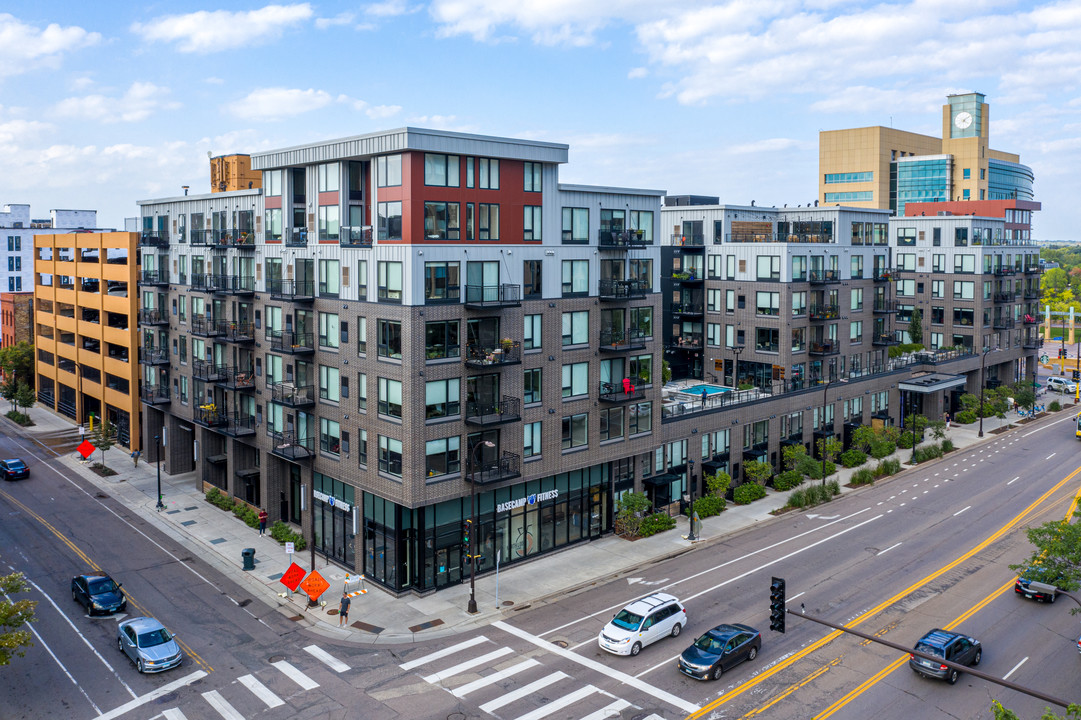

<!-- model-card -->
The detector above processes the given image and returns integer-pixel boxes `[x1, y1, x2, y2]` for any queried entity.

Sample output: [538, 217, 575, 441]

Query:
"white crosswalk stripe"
[400, 635, 489, 670]
[304, 644, 350, 673]
[201, 690, 245, 720]
[450, 658, 541, 698]
[161, 710, 189, 720]
[423, 647, 514, 684]
[479, 672, 569, 713]
[511, 685, 598, 720]
[237, 673, 284, 708]
[272, 659, 320, 690]
[578, 699, 632, 720]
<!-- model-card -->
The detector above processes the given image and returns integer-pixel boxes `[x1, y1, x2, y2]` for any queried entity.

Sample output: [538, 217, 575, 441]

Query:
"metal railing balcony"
[808, 303, 840, 320]
[213, 230, 256, 248]
[671, 233, 705, 247]
[222, 321, 254, 343]
[809, 341, 840, 356]
[191, 316, 223, 337]
[599, 381, 646, 403]
[1024, 290, 1040, 300]
[873, 268, 897, 282]
[189, 230, 210, 247]
[139, 346, 169, 365]
[266, 330, 314, 354]
[138, 231, 169, 248]
[598, 230, 650, 249]
[992, 267, 1016, 276]
[872, 299, 896, 314]
[270, 431, 315, 460]
[191, 273, 228, 293]
[809, 269, 840, 284]
[993, 292, 1014, 304]
[266, 278, 315, 301]
[601, 328, 648, 351]
[670, 270, 703, 283]
[1023, 314, 1040, 326]
[666, 332, 701, 351]
[465, 396, 522, 426]
[194, 405, 228, 428]
[871, 333, 899, 346]
[598, 279, 649, 301]
[467, 451, 522, 485]
[216, 366, 255, 390]
[228, 275, 255, 295]
[221, 413, 256, 437]
[464, 342, 521, 368]
[139, 385, 171, 405]
[138, 270, 170, 286]
[192, 359, 226, 382]
[271, 382, 315, 407]
[464, 284, 521, 309]
[286, 228, 309, 246]
[138, 309, 168, 326]
[340, 225, 374, 247]
[993, 317, 1016, 330]
[1022, 338, 1040, 349]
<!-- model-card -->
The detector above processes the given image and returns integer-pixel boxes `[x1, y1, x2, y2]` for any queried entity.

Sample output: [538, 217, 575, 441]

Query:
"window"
[931, 306, 945, 324]
[423, 201, 460, 240]
[756, 256, 780, 281]
[825, 171, 873, 183]
[378, 436, 402, 477]
[317, 163, 339, 192]
[562, 362, 588, 398]
[755, 327, 779, 352]
[524, 314, 542, 350]
[629, 211, 653, 243]
[792, 326, 806, 351]
[953, 281, 975, 300]
[600, 407, 624, 441]
[424, 378, 460, 419]
[264, 170, 281, 196]
[629, 259, 652, 290]
[319, 418, 340, 456]
[851, 288, 863, 310]
[850, 320, 863, 343]
[756, 291, 780, 316]
[318, 312, 339, 348]
[179, 336, 187, 363]
[561, 413, 588, 450]
[357, 372, 367, 410]
[478, 158, 499, 189]
[897, 279, 915, 296]
[850, 256, 863, 279]
[356, 316, 367, 353]
[562, 260, 589, 296]
[524, 421, 542, 457]
[709, 255, 723, 279]
[377, 201, 402, 241]
[377, 155, 401, 187]
[478, 203, 499, 240]
[897, 253, 916, 271]
[523, 260, 542, 299]
[377, 320, 401, 358]
[562, 311, 589, 345]
[629, 354, 652, 384]
[425, 320, 459, 359]
[319, 259, 340, 297]
[318, 206, 339, 241]
[524, 162, 542, 192]
[524, 368, 542, 404]
[628, 402, 652, 434]
[955, 228, 968, 246]
[707, 289, 721, 313]
[630, 307, 652, 337]
[425, 437, 460, 478]
[378, 378, 403, 418]
[933, 254, 945, 272]
[319, 365, 340, 402]
[897, 228, 916, 246]
[378, 261, 403, 302]
[424, 153, 460, 186]
[562, 207, 589, 244]
[523, 206, 542, 242]
[707, 323, 721, 347]
[954, 255, 976, 273]
[424, 262, 460, 303]
[357, 429, 368, 466]
[792, 291, 807, 316]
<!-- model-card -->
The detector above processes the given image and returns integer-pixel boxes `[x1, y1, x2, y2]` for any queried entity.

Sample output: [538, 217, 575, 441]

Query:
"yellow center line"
[686, 465, 1081, 720]
[0, 489, 214, 673]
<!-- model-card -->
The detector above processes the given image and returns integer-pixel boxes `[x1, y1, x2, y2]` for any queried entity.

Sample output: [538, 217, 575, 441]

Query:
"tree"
[13, 383, 34, 416]
[991, 699, 1081, 720]
[1009, 512, 1081, 615]
[1012, 384, 1037, 416]
[91, 416, 117, 471]
[744, 460, 773, 485]
[851, 426, 876, 454]
[816, 436, 843, 472]
[908, 307, 923, 345]
[0, 342, 34, 388]
[782, 443, 808, 471]
[614, 492, 651, 538]
[0, 375, 16, 412]
[0, 568, 37, 665]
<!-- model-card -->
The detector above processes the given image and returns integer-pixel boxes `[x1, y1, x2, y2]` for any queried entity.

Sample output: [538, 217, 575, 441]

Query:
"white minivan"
[1047, 376, 1077, 394]
[598, 593, 687, 656]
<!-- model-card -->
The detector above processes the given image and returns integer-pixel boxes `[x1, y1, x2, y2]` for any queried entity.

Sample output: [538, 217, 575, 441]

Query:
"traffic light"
[463, 519, 472, 546]
[1073, 370, 1080, 381]
[1060, 349, 1068, 359]
[769, 577, 786, 633]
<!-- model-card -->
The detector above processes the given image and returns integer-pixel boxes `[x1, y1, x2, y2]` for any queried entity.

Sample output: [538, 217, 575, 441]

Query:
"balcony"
[671, 233, 705, 248]
[140, 346, 169, 365]
[190, 230, 210, 247]
[191, 316, 223, 338]
[138, 270, 170, 286]
[601, 328, 648, 352]
[671, 302, 704, 317]
[808, 304, 840, 321]
[270, 431, 315, 460]
[217, 366, 255, 390]
[286, 228, 309, 247]
[194, 406, 228, 428]
[598, 230, 650, 249]
[267, 279, 315, 302]
[192, 359, 226, 382]
[992, 267, 1016, 277]
[464, 284, 521, 309]
[993, 292, 1014, 304]
[138, 309, 168, 326]
[1023, 338, 1041, 350]
[267, 330, 314, 354]
[599, 381, 646, 403]
[340, 226, 374, 248]
[871, 333, 899, 346]
[467, 451, 522, 485]
[873, 268, 897, 282]
[598, 279, 649, 301]
[464, 342, 521, 368]
[465, 396, 522, 426]
[670, 271, 703, 285]
[1024, 266, 1042, 275]
[1024, 290, 1040, 300]
[221, 413, 256, 437]
[192, 273, 227, 293]
[809, 341, 839, 356]
[993, 317, 1016, 330]
[213, 230, 256, 249]
[1023, 314, 1040, 326]
[228, 275, 255, 296]
[139, 231, 169, 249]
[872, 299, 896, 314]
[666, 332, 701, 351]
[222, 321, 255, 343]
[809, 269, 840, 285]
[139, 384, 171, 405]
[271, 382, 315, 408]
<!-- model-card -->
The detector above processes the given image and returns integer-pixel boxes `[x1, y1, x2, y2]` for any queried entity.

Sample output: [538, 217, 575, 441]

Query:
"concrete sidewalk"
[2, 398, 1067, 646]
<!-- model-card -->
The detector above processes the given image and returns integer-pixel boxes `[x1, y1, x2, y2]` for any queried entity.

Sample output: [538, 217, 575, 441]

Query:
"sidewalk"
[2, 400, 1063, 646]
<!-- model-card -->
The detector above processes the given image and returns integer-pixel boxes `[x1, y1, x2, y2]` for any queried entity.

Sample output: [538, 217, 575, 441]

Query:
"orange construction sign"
[299, 570, 330, 602]
[280, 562, 306, 593]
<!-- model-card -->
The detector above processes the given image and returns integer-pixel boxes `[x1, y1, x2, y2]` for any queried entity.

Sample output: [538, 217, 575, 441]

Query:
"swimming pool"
[680, 384, 731, 396]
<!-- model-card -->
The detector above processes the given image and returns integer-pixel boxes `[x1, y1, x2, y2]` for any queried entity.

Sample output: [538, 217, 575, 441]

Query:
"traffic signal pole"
[769, 577, 785, 633]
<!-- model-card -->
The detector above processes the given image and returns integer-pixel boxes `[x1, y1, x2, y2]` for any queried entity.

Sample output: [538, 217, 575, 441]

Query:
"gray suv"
[909, 629, 982, 684]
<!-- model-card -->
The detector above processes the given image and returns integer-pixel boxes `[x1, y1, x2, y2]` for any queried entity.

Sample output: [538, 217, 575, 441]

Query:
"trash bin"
[242, 548, 256, 571]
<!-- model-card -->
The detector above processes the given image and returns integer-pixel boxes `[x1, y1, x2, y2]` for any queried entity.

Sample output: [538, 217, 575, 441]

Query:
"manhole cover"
[501, 600, 514, 606]
[328, 609, 339, 615]
[268, 655, 285, 663]
[551, 640, 568, 648]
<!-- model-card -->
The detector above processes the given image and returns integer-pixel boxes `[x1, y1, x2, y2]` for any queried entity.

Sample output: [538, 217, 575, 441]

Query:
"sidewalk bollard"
[242, 547, 256, 571]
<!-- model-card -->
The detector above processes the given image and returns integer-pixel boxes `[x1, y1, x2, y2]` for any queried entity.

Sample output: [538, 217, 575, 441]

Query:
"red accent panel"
[265, 196, 282, 210]
[318, 191, 339, 206]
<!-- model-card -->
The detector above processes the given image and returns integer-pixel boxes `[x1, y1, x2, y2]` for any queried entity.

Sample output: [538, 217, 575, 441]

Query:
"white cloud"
[316, 12, 355, 29]
[0, 118, 51, 145]
[366, 104, 402, 119]
[54, 82, 181, 123]
[428, 0, 655, 45]
[205, 77, 225, 85]
[403, 114, 476, 132]
[0, 13, 101, 78]
[727, 137, 809, 155]
[131, 4, 314, 53]
[627, 67, 648, 79]
[367, 0, 417, 18]
[226, 87, 335, 120]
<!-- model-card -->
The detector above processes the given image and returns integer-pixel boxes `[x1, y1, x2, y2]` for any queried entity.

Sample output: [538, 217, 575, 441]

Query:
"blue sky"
[1, 1, 1077, 238]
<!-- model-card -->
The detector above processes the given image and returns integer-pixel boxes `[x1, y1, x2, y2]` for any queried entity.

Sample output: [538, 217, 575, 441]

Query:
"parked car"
[1077, 634, 1080, 654]
[1047, 376, 1077, 394]
[597, 593, 687, 656]
[677, 623, 761, 680]
[909, 628, 981, 684]
[1015, 567, 1062, 603]
[72, 572, 126, 615]
[0, 458, 29, 481]
[116, 617, 183, 673]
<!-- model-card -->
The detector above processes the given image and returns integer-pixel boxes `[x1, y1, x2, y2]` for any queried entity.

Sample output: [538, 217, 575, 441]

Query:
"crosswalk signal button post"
[769, 577, 786, 633]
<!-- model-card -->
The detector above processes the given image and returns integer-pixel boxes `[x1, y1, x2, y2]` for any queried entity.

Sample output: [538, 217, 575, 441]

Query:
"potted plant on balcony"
[500, 337, 514, 352]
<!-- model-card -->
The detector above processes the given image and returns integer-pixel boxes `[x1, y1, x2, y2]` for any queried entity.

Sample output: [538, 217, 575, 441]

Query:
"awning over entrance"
[898, 373, 967, 396]
[643, 473, 680, 487]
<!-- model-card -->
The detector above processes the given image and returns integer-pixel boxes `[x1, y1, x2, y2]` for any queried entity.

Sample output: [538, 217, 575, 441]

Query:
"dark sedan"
[72, 572, 127, 615]
[0, 458, 29, 481]
[1015, 567, 1062, 603]
[678, 623, 761, 681]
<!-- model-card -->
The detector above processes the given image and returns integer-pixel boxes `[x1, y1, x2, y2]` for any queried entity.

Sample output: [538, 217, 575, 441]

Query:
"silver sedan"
[116, 617, 183, 673]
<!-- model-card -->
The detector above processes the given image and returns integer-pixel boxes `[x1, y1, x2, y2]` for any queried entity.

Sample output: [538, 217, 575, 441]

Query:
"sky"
[1, 1, 1078, 239]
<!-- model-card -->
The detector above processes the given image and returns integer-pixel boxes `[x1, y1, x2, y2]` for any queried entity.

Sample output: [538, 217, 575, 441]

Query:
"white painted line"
[496, 621, 701, 714]
[13, 604, 100, 715]
[271, 660, 319, 690]
[900, 503, 906, 507]
[202, 690, 245, 720]
[954, 506, 971, 517]
[513, 686, 598, 720]
[304, 644, 350, 673]
[923, 490, 929, 494]
[162, 709, 189, 720]
[1046, 453, 1056, 460]
[400, 636, 489, 670]
[786, 591, 806, 604]
[451, 658, 539, 697]
[237, 674, 284, 708]
[479, 672, 569, 712]
[1003, 656, 1028, 681]
[579, 699, 632, 720]
[877, 543, 902, 556]
[423, 647, 514, 684]
[1008, 477, 1020, 485]
[887, 509, 893, 513]
[96, 671, 208, 720]
[877, 502, 883, 506]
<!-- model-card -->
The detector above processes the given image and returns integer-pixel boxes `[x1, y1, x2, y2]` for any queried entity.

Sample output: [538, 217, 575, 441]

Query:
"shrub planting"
[269, 521, 307, 550]
[954, 410, 977, 424]
[773, 470, 804, 491]
[733, 482, 767, 505]
[840, 449, 867, 468]
[850, 468, 875, 486]
[638, 513, 677, 537]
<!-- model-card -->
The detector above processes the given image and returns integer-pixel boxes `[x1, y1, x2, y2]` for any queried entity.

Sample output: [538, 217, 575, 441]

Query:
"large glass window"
[523, 260, 542, 299]
[378, 436, 402, 477]
[319, 259, 340, 297]
[629, 211, 653, 243]
[378, 320, 401, 358]
[561, 260, 588, 296]
[318, 312, 339, 348]
[425, 379, 460, 419]
[424, 153, 460, 187]
[319, 418, 340, 455]
[478, 158, 499, 189]
[478, 203, 499, 240]
[423, 201, 460, 240]
[630, 307, 652, 337]
[319, 365, 340, 402]
[424, 262, 460, 303]
[317, 163, 339, 192]
[265, 208, 282, 242]
[524, 206, 542, 242]
[524, 368, 541, 404]
[562, 207, 589, 244]
[377, 155, 401, 187]
[628, 402, 652, 434]
[378, 378, 403, 418]
[561, 362, 589, 398]
[524, 314, 542, 350]
[561, 413, 588, 450]
[524, 421, 542, 457]
[318, 206, 339, 241]
[378, 261, 403, 302]
[600, 407, 623, 441]
[377, 202, 402, 241]
[426, 437, 460, 478]
[425, 320, 459, 359]
[756, 256, 780, 281]
[524, 162, 542, 192]
[562, 311, 589, 346]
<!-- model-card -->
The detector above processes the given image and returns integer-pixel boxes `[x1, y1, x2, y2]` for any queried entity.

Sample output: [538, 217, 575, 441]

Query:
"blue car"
[0, 458, 28, 481]
[678, 623, 761, 681]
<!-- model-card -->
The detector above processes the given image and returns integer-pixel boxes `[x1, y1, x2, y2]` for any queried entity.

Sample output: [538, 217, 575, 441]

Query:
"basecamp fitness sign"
[497, 489, 559, 513]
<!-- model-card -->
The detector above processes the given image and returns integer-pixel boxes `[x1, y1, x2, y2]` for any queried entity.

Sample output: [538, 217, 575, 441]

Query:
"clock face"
[954, 111, 973, 130]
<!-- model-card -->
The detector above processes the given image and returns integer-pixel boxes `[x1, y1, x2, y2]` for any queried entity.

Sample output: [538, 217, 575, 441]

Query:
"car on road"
[71, 572, 126, 615]
[1047, 376, 1077, 394]
[116, 617, 183, 673]
[1015, 567, 1062, 603]
[0, 458, 29, 481]
[909, 628, 981, 684]
[677, 623, 761, 680]
[597, 593, 687, 656]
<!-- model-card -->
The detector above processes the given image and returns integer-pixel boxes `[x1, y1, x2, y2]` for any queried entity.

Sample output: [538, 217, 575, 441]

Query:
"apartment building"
[1, 292, 32, 347]
[2, 204, 100, 294]
[34, 231, 141, 449]
[138, 128, 664, 594]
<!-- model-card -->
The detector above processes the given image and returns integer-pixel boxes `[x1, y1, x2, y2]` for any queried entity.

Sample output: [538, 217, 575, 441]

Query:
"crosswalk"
[399, 633, 655, 720]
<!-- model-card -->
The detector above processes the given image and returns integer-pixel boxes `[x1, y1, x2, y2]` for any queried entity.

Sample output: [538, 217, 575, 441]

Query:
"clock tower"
[945, 92, 986, 140]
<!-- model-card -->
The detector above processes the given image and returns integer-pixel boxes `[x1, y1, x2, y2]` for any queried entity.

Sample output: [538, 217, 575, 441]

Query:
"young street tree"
[908, 307, 923, 345]
[0, 342, 34, 388]
[0, 568, 37, 665]
[13, 382, 35, 416]
[91, 416, 117, 472]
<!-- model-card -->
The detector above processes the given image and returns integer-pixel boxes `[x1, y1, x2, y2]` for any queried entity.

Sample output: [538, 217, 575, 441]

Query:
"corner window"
[377, 201, 402, 241]
[424, 153, 460, 187]
[377, 320, 402, 358]
[524, 162, 542, 192]
[378, 377, 403, 418]
[378, 436, 402, 477]
[377, 261, 403, 302]
[426, 437, 460, 478]
[425, 379, 460, 419]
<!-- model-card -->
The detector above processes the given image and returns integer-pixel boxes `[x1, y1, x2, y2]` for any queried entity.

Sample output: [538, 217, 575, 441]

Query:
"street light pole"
[154, 434, 164, 511]
[978, 346, 990, 438]
[732, 344, 745, 387]
[687, 458, 697, 542]
[467, 440, 495, 615]
[820, 377, 847, 485]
